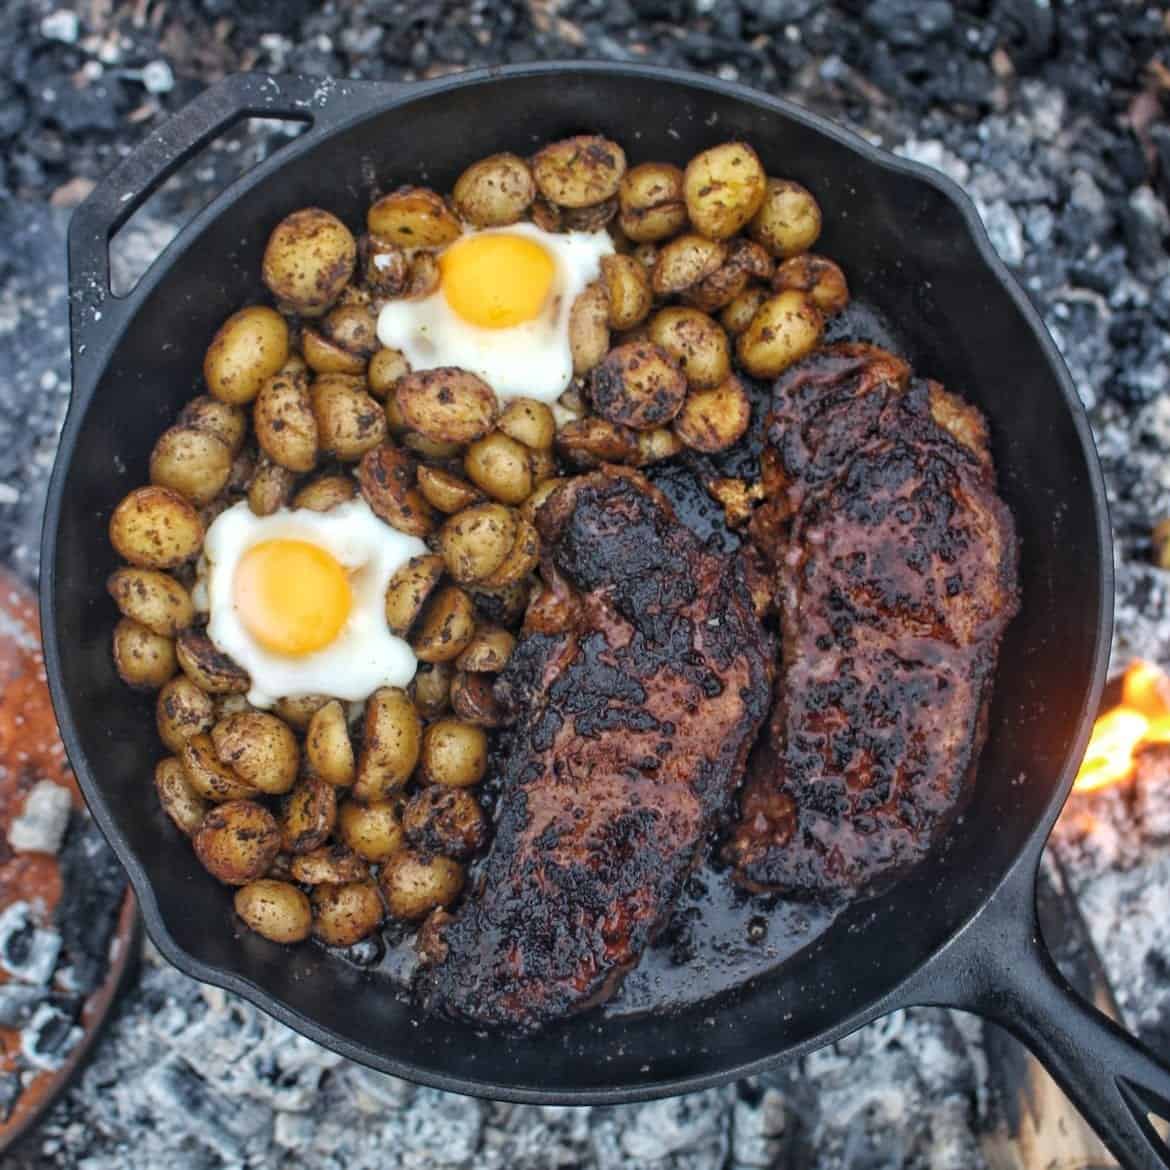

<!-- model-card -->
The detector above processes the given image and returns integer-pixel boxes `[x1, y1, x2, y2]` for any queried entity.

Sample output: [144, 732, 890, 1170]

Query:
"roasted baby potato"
[555, 416, 638, 467]
[178, 395, 247, 455]
[273, 693, 331, 731]
[235, 879, 312, 943]
[379, 850, 464, 921]
[149, 425, 234, 506]
[414, 470, 479, 520]
[568, 282, 611, 376]
[195, 800, 281, 885]
[635, 426, 685, 466]
[156, 673, 215, 753]
[647, 308, 731, 391]
[410, 661, 453, 719]
[110, 486, 203, 569]
[367, 347, 411, 401]
[357, 442, 434, 537]
[338, 798, 405, 863]
[420, 718, 488, 788]
[450, 670, 506, 728]
[411, 585, 477, 664]
[478, 516, 539, 589]
[384, 553, 446, 636]
[292, 474, 356, 512]
[652, 234, 728, 296]
[394, 368, 497, 444]
[262, 207, 356, 316]
[290, 844, 370, 885]
[749, 178, 822, 258]
[521, 476, 566, 524]
[311, 880, 384, 946]
[452, 152, 536, 226]
[175, 629, 251, 694]
[368, 186, 462, 248]
[673, 374, 752, 453]
[438, 503, 516, 585]
[683, 142, 768, 238]
[720, 285, 770, 335]
[323, 301, 378, 359]
[455, 626, 515, 673]
[402, 788, 487, 860]
[527, 447, 557, 485]
[618, 162, 687, 242]
[532, 135, 626, 208]
[211, 711, 299, 795]
[154, 755, 208, 837]
[247, 457, 296, 516]
[600, 254, 654, 331]
[352, 686, 421, 800]
[280, 776, 338, 854]
[497, 398, 555, 451]
[588, 341, 688, 430]
[736, 289, 823, 378]
[305, 700, 356, 787]
[112, 618, 176, 689]
[464, 433, 533, 505]
[203, 306, 290, 405]
[360, 234, 410, 295]
[311, 375, 387, 462]
[302, 326, 367, 376]
[180, 732, 256, 802]
[108, 568, 194, 637]
[254, 372, 319, 472]
[773, 253, 850, 315]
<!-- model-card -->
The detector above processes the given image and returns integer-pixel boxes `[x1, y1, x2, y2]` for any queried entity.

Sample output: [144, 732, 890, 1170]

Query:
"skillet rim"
[40, 60, 1113, 1103]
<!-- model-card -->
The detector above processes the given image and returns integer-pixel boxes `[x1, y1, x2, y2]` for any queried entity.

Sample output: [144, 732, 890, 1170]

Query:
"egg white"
[203, 499, 426, 709]
[375, 222, 614, 404]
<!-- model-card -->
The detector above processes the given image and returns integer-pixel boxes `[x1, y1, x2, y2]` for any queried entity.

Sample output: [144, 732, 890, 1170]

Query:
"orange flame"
[1074, 660, 1170, 793]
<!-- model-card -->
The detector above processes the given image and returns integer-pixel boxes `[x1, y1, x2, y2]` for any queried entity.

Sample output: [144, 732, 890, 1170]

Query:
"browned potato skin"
[195, 800, 281, 886]
[323, 301, 379, 359]
[555, 417, 639, 468]
[211, 711, 299, 795]
[417, 465, 482, 515]
[450, 670, 506, 727]
[635, 427, 685, 466]
[568, 282, 610, 376]
[673, 374, 753, 453]
[280, 776, 338, 854]
[290, 844, 370, 884]
[175, 629, 251, 694]
[292, 475, 356, 512]
[254, 372, 319, 473]
[108, 568, 194, 637]
[357, 442, 434, 537]
[683, 142, 768, 239]
[304, 700, 356, 787]
[410, 661, 453, 719]
[262, 208, 356, 316]
[360, 235, 409, 296]
[600, 254, 654, 330]
[773, 254, 850, 315]
[438, 503, 516, 585]
[521, 477, 567, 525]
[112, 618, 176, 689]
[463, 433, 533, 505]
[302, 327, 367, 376]
[402, 788, 487, 860]
[352, 687, 421, 800]
[528, 447, 557, 485]
[405, 252, 440, 299]
[720, 285, 770, 335]
[478, 516, 540, 589]
[338, 799, 405, 863]
[420, 719, 488, 788]
[455, 626, 515, 673]
[149, 425, 234, 506]
[379, 851, 464, 921]
[532, 135, 626, 208]
[154, 756, 209, 837]
[311, 881, 384, 946]
[452, 153, 536, 226]
[180, 732, 256, 802]
[652, 234, 728, 296]
[618, 162, 687, 242]
[647, 308, 731, 391]
[273, 694, 331, 731]
[311, 376, 387, 462]
[588, 341, 688, 431]
[179, 396, 247, 455]
[203, 306, 291, 405]
[749, 178, 823, 258]
[412, 585, 477, 664]
[367, 348, 411, 401]
[156, 674, 215, 753]
[235, 880, 312, 943]
[681, 260, 748, 313]
[384, 554, 446, 636]
[736, 289, 823, 378]
[247, 458, 296, 516]
[368, 186, 462, 248]
[394, 368, 497, 444]
[110, 486, 203, 569]
[497, 399, 555, 451]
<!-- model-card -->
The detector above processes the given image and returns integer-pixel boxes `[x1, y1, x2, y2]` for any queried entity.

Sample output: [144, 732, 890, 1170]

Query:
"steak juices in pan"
[105, 134, 1017, 1029]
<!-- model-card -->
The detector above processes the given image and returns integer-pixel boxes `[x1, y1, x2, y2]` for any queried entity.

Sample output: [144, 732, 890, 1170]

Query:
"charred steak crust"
[421, 467, 774, 1030]
[729, 344, 1019, 899]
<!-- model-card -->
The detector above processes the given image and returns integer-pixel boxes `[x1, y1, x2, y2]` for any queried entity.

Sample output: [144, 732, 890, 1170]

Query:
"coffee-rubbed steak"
[728, 343, 1018, 898]
[422, 467, 773, 1029]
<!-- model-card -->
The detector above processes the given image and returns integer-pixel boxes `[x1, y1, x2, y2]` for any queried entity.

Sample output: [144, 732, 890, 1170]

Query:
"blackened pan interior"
[44, 66, 1109, 1101]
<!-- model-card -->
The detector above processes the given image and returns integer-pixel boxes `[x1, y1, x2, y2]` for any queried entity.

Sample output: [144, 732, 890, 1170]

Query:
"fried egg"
[376, 222, 614, 403]
[203, 499, 426, 708]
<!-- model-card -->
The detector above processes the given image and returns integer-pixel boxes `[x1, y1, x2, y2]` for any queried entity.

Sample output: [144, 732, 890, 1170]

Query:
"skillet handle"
[67, 72, 389, 391]
[928, 863, 1170, 1170]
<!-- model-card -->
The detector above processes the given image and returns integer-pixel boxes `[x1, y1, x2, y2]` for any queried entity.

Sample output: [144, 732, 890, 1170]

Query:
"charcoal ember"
[1134, 744, 1170, 842]
[0, 983, 48, 1028]
[54, 815, 126, 995]
[0, 901, 61, 985]
[21, 1000, 82, 1071]
[0, 1072, 19, 1122]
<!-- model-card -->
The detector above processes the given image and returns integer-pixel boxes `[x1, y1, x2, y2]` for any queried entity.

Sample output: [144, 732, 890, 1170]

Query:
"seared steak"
[728, 344, 1018, 898]
[421, 467, 773, 1029]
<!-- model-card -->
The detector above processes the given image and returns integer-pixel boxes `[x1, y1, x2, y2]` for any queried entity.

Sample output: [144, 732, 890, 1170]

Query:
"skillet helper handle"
[67, 72, 384, 390]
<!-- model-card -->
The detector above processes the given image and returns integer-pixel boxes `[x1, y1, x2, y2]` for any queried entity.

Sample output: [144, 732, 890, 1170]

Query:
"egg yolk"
[233, 540, 351, 656]
[439, 234, 556, 328]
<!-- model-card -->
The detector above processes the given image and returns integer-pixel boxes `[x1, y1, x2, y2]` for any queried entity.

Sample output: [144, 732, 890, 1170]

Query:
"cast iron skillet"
[39, 64, 1170, 1168]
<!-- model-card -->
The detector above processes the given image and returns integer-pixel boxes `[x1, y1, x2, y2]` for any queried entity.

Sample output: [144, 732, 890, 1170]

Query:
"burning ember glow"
[1075, 660, 1170, 793]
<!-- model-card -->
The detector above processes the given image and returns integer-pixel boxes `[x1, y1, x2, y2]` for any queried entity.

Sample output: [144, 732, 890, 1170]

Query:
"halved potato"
[555, 417, 638, 467]
[311, 375, 386, 462]
[588, 341, 688, 430]
[411, 585, 477, 664]
[367, 347, 411, 401]
[247, 458, 296, 516]
[478, 516, 540, 589]
[180, 733, 256, 802]
[452, 153, 535, 227]
[438, 503, 516, 585]
[357, 442, 434, 537]
[450, 670, 506, 727]
[305, 699, 356, 787]
[673, 374, 752, 453]
[402, 788, 487, 860]
[195, 800, 280, 885]
[279, 776, 337, 854]
[568, 282, 610, 376]
[156, 674, 215, 753]
[497, 399, 555, 451]
[463, 433, 533, 505]
[367, 186, 462, 248]
[532, 135, 626, 208]
[175, 629, 250, 695]
[352, 686, 422, 800]
[211, 711, 299, 795]
[455, 626, 515, 673]
[290, 844, 370, 885]
[647, 308, 731, 391]
[617, 162, 687, 242]
[652, 234, 727, 296]
[110, 486, 203, 569]
[416, 465, 483, 514]
[600, 254, 654, 330]
[394, 368, 497, 444]
[154, 755, 209, 837]
[292, 474, 356, 512]
[178, 396, 247, 455]
[302, 327, 367, 376]
[384, 553, 446, 636]
[254, 372, 319, 472]
[773, 253, 850, 315]
[108, 568, 194, 636]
